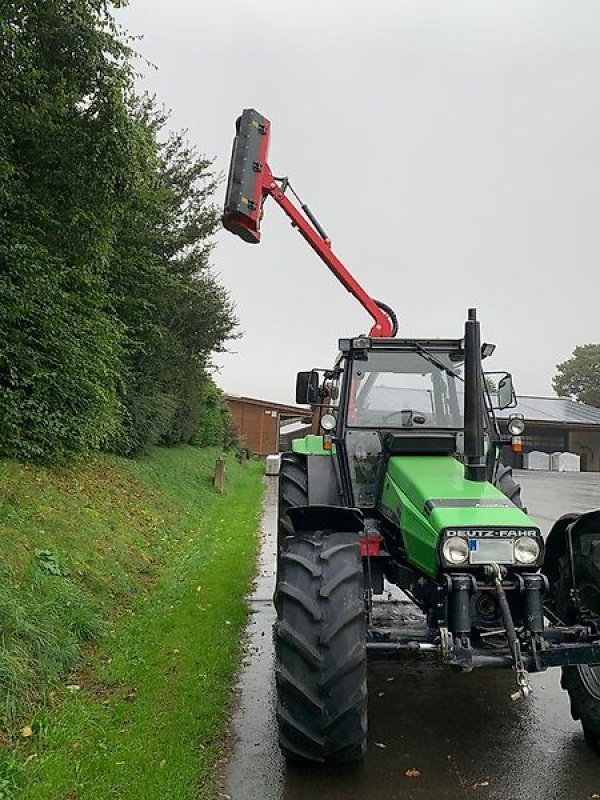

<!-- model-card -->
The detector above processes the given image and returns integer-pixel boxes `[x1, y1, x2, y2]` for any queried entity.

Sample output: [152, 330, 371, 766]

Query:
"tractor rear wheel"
[274, 531, 368, 763]
[494, 462, 523, 509]
[556, 553, 600, 752]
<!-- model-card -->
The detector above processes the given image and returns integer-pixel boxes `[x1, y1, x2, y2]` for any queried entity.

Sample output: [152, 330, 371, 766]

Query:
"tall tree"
[0, 0, 133, 460]
[553, 344, 600, 408]
[108, 102, 236, 455]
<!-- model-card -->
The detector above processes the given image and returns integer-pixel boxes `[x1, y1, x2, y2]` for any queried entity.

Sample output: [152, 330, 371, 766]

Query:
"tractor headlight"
[514, 536, 540, 564]
[442, 537, 469, 565]
[508, 417, 525, 436]
[320, 413, 336, 431]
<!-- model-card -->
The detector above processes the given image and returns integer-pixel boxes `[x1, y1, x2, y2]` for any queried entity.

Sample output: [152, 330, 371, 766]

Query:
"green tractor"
[223, 109, 600, 764]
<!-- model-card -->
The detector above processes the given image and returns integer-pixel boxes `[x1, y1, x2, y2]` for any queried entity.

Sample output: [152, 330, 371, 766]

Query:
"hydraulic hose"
[375, 300, 399, 337]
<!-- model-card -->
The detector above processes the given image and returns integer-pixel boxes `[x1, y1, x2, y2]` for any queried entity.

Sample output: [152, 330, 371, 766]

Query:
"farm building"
[497, 395, 600, 472]
[225, 395, 311, 457]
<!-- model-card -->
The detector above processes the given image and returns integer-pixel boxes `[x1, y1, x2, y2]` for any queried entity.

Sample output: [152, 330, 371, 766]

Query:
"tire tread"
[275, 531, 367, 763]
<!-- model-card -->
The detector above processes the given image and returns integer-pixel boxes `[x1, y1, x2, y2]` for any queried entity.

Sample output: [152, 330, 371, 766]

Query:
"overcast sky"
[119, 1, 600, 405]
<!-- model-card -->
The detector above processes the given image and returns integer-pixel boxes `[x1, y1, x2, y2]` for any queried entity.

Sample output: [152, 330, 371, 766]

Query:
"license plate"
[469, 539, 514, 565]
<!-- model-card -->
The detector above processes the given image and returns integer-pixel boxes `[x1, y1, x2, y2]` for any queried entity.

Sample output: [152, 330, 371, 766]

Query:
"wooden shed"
[225, 395, 311, 456]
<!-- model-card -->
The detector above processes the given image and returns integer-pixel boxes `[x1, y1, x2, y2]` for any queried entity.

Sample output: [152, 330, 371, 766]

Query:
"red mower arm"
[222, 109, 397, 338]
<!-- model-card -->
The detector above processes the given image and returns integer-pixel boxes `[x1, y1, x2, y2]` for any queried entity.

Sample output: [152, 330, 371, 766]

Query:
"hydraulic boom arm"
[222, 109, 398, 338]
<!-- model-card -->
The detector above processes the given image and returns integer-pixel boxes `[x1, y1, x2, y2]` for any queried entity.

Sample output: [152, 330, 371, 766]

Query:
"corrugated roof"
[496, 395, 600, 426]
[224, 394, 309, 416]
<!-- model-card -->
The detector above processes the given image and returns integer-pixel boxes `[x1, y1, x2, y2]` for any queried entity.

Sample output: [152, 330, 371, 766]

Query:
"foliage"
[0, 0, 130, 461]
[0, 752, 24, 800]
[484, 376, 497, 393]
[553, 344, 600, 408]
[0, 447, 263, 800]
[0, 2, 236, 462]
[108, 100, 236, 455]
[192, 378, 230, 448]
[0, 452, 170, 732]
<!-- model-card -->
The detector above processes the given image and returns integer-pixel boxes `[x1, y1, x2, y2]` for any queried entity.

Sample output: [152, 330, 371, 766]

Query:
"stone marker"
[265, 454, 281, 476]
[214, 457, 226, 493]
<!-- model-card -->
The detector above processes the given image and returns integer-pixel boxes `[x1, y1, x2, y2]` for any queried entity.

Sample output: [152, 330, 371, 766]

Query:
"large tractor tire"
[494, 462, 524, 509]
[274, 531, 368, 763]
[556, 553, 600, 751]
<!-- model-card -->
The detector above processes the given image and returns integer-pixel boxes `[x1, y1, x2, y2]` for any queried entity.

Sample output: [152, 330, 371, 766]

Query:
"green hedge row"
[0, 1, 236, 461]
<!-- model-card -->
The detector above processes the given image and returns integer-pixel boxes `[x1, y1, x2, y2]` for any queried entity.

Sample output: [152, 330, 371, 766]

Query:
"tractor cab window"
[344, 348, 464, 506]
[348, 350, 464, 430]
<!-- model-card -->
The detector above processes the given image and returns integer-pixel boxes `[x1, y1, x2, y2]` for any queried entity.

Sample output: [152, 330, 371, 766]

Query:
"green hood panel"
[291, 435, 334, 456]
[381, 455, 538, 577]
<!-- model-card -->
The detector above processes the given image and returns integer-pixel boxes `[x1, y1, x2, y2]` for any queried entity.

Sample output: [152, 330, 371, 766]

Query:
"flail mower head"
[222, 109, 271, 244]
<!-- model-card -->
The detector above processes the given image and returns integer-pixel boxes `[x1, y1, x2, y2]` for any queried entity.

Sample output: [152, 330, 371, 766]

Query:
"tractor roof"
[339, 337, 465, 355]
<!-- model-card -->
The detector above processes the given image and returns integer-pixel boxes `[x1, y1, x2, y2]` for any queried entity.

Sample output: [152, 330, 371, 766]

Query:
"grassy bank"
[0, 446, 263, 799]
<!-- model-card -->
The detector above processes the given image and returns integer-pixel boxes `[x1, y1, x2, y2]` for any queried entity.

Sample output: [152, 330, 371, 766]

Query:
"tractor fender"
[287, 505, 364, 535]
[306, 454, 343, 506]
[543, 510, 600, 585]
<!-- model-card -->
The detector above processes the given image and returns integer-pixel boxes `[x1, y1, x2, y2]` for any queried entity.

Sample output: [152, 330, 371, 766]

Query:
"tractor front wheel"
[274, 530, 367, 763]
[556, 554, 600, 752]
[494, 462, 523, 509]
[278, 452, 308, 548]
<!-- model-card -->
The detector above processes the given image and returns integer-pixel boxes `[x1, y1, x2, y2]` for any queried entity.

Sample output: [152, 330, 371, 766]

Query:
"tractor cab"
[297, 333, 517, 508]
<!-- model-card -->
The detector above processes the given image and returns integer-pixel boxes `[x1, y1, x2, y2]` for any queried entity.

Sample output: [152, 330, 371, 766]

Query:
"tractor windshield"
[348, 350, 464, 429]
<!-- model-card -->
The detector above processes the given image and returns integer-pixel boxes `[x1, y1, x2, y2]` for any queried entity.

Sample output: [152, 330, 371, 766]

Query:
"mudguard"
[287, 505, 364, 534]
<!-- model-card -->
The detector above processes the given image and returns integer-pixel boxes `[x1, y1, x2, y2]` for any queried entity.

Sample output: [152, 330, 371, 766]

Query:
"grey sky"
[120, 1, 600, 405]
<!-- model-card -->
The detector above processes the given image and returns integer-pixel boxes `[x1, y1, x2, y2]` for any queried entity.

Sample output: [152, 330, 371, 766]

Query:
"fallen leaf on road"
[404, 767, 422, 778]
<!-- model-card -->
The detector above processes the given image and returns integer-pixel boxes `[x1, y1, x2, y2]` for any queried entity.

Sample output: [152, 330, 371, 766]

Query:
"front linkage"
[366, 551, 600, 691]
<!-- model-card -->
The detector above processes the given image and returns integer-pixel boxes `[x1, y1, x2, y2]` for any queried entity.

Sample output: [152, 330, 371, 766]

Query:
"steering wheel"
[382, 408, 427, 425]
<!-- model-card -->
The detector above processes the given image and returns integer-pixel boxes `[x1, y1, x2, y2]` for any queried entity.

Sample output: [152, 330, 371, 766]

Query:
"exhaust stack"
[464, 308, 486, 482]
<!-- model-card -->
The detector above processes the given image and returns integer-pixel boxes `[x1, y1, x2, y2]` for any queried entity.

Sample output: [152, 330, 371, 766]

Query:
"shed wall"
[228, 400, 279, 456]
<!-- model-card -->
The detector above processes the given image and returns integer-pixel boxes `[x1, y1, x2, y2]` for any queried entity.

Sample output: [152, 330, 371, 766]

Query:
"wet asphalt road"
[224, 471, 600, 800]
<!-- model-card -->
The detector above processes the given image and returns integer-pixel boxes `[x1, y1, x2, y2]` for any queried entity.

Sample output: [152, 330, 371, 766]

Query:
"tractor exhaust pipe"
[464, 308, 486, 482]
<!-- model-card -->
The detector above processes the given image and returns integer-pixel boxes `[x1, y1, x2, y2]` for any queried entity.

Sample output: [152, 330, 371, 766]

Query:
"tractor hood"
[380, 455, 540, 576]
[386, 455, 535, 530]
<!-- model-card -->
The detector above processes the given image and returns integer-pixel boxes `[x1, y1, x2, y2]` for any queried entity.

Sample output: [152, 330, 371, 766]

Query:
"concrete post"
[214, 457, 226, 493]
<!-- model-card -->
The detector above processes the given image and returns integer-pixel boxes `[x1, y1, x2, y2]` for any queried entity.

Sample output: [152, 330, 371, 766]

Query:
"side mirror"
[296, 371, 320, 405]
[485, 371, 517, 410]
[497, 373, 515, 410]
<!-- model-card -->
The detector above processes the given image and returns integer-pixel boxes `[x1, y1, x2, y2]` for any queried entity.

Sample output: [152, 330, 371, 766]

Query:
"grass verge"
[0, 446, 263, 799]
